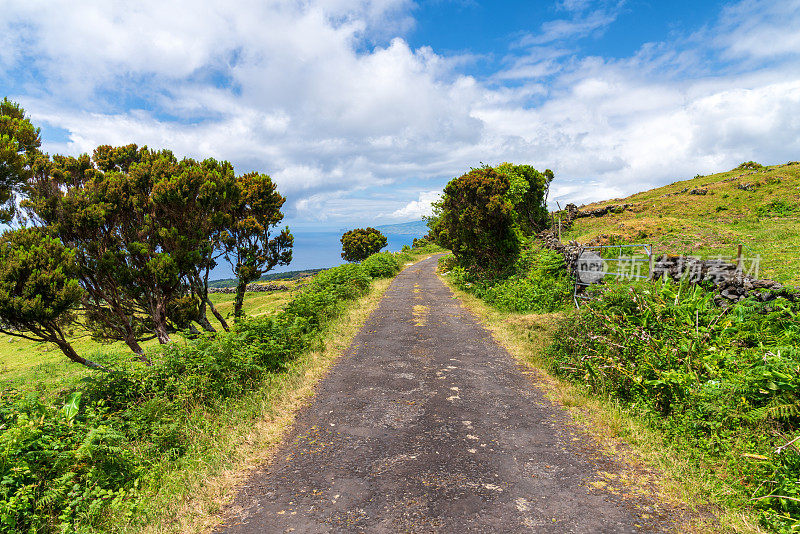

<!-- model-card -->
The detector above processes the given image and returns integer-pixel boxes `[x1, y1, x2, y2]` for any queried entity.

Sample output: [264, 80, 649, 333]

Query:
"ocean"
[208, 228, 422, 281]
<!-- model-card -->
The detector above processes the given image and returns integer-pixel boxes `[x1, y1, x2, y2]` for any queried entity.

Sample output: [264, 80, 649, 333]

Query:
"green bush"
[737, 161, 764, 170]
[361, 252, 402, 279]
[757, 200, 799, 217]
[448, 246, 570, 313]
[546, 278, 800, 530]
[0, 260, 379, 533]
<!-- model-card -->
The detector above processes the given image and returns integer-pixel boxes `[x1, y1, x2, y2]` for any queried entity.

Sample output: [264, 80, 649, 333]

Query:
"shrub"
[361, 252, 402, 279]
[434, 167, 520, 271]
[545, 278, 800, 530]
[495, 163, 554, 235]
[757, 200, 799, 217]
[448, 245, 570, 313]
[737, 161, 764, 170]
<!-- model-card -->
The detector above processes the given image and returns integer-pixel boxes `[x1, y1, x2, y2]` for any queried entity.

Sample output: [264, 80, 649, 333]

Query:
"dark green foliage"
[434, 167, 520, 271]
[757, 200, 799, 218]
[448, 245, 571, 313]
[25, 144, 293, 347]
[361, 252, 402, 279]
[0, 262, 376, 533]
[496, 162, 554, 235]
[223, 171, 293, 320]
[546, 279, 800, 530]
[340, 227, 387, 262]
[430, 162, 553, 270]
[0, 98, 41, 223]
[0, 228, 99, 368]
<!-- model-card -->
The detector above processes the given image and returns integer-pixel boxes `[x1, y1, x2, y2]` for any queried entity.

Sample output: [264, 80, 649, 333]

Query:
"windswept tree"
[152, 156, 237, 331]
[0, 98, 41, 223]
[0, 228, 103, 369]
[27, 145, 234, 350]
[340, 227, 387, 262]
[26, 142, 294, 349]
[26, 151, 154, 356]
[223, 172, 293, 320]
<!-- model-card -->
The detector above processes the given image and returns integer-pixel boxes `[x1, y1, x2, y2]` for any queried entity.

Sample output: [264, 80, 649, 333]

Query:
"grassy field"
[563, 161, 800, 285]
[0, 281, 303, 396]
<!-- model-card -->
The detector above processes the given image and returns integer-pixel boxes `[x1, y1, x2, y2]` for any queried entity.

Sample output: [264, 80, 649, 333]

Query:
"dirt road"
[217, 255, 663, 533]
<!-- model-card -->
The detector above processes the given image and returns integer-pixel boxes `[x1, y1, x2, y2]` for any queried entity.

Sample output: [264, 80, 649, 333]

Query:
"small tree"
[434, 167, 519, 271]
[223, 172, 293, 320]
[0, 228, 103, 369]
[341, 227, 388, 262]
[0, 98, 41, 223]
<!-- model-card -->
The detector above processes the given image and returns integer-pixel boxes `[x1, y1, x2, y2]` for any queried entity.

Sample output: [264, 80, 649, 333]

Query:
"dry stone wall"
[208, 283, 291, 294]
[539, 203, 797, 305]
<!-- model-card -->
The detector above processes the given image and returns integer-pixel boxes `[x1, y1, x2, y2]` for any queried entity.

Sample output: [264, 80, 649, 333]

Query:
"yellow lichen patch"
[412, 305, 429, 326]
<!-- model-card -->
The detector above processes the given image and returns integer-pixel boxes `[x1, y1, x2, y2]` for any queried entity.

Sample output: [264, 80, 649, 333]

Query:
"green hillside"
[563, 161, 800, 285]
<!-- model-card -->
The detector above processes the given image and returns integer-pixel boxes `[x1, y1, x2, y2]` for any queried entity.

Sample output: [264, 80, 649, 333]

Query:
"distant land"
[375, 219, 429, 236]
[209, 268, 325, 288]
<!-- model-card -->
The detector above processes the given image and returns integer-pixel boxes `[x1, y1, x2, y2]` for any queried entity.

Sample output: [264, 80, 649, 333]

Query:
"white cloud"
[390, 190, 441, 220]
[2, 0, 800, 221]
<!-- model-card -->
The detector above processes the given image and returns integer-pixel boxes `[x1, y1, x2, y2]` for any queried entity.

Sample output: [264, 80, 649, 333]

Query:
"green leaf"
[63, 391, 82, 422]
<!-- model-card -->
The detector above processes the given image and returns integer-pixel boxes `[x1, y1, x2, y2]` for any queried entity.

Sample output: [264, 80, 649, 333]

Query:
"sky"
[2, 0, 799, 230]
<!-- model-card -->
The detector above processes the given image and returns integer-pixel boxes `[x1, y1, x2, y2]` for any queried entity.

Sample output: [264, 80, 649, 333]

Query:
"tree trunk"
[151, 301, 172, 344]
[196, 299, 217, 333]
[54, 339, 107, 371]
[197, 303, 217, 333]
[234, 279, 247, 321]
[125, 334, 145, 355]
[208, 299, 229, 331]
[121, 326, 152, 364]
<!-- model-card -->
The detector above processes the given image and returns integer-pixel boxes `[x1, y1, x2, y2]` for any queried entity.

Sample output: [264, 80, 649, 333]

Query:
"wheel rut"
[216, 255, 667, 533]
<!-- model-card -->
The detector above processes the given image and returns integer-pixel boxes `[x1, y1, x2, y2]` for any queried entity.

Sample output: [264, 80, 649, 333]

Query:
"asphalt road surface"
[217, 255, 666, 533]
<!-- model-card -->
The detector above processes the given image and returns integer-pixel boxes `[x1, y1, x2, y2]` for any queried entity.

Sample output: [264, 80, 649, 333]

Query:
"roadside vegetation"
[0, 244, 437, 533]
[433, 160, 800, 532]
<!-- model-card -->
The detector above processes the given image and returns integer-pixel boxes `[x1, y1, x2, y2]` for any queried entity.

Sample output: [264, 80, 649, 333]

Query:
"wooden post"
[648, 244, 655, 280]
[736, 244, 743, 271]
[558, 215, 561, 241]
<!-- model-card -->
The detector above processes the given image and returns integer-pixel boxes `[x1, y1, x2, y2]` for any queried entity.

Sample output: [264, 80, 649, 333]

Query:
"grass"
[440, 273, 767, 534]
[563, 161, 800, 285]
[0, 282, 301, 396]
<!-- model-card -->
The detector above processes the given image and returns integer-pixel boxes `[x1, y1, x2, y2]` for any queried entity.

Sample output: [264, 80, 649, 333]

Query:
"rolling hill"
[561, 161, 800, 285]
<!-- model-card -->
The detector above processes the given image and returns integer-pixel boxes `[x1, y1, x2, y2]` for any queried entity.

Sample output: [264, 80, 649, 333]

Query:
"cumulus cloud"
[390, 190, 441, 220]
[1, 0, 800, 221]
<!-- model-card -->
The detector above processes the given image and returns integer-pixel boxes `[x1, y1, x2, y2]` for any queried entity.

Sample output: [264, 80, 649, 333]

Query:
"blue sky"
[2, 0, 799, 230]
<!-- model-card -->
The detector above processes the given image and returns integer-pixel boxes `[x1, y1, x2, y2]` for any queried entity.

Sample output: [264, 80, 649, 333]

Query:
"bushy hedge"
[547, 279, 800, 531]
[0, 260, 382, 533]
[448, 245, 571, 313]
[360, 252, 402, 279]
